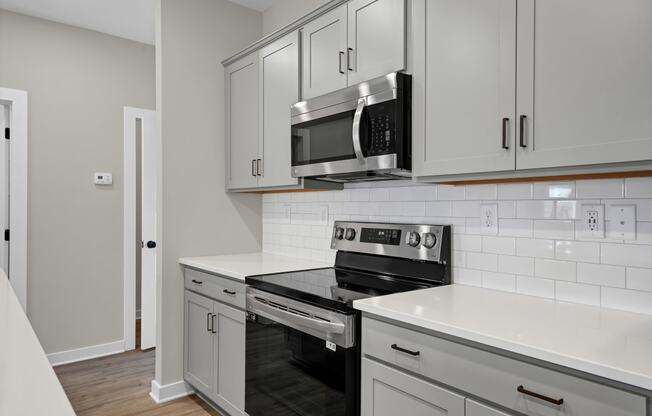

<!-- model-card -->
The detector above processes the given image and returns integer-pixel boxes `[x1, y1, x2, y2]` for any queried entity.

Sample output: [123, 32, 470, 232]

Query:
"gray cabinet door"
[213, 301, 246, 416]
[301, 4, 348, 99]
[347, 0, 405, 85]
[226, 54, 259, 189]
[466, 399, 513, 416]
[361, 358, 465, 416]
[258, 31, 300, 188]
[411, 0, 517, 177]
[184, 290, 214, 397]
[516, 0, 652, 169]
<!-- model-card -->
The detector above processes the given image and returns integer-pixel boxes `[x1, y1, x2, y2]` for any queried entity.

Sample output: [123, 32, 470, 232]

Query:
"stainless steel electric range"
[244, 221, 451, 416]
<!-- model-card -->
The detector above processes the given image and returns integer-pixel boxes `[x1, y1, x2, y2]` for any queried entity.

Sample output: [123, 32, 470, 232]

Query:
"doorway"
[0, 88, 28, 311]
[124, 107, 157, 351]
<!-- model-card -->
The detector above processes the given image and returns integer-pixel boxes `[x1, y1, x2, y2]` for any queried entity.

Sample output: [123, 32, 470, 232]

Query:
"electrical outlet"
[579, 204, 604, 239]
[282, 204, 292, 224]
[315, 204, 329, 226]
[480, 204, 498, 235]
[607, 205, 636, 240]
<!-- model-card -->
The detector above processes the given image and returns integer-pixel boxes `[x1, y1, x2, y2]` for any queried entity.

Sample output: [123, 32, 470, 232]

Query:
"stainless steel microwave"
[290, 72, 411, 183]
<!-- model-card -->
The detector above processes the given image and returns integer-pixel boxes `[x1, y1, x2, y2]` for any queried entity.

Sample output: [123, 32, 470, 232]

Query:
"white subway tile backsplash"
[577, 263, 626, 288]
[516, 276, 555, 299]
[533, 182, 575, 199]
[516, 200, 556, 219]
[555, 240, 600, 263]
[576, 179, 624, 199]
[625, 177, 652, 198]
[556, 282, 601, 306]
[263, 178, 652, 314]
[601, 288, 652, 315]
[482, 272, 516, 292]
[535, 259, 577, 281]
[627, 267, 652, 292]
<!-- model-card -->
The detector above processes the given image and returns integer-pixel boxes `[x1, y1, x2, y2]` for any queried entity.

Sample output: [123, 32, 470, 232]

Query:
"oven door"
[245, 289, 359, 416]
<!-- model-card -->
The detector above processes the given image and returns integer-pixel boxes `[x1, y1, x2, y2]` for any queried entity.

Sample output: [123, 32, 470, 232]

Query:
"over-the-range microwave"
[290, 72, 411, 183]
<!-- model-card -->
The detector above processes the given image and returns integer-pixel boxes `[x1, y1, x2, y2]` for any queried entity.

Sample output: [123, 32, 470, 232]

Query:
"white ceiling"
[0, 0, 274, 46]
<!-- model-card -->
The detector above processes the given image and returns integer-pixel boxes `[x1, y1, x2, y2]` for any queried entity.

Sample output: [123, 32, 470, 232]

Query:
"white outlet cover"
[281, 204, 291, 224]
[579, 204, 604, 239]
[480, 204, 498, 235]
[607, 205, 636, 240]
[316, 204, 329, 226]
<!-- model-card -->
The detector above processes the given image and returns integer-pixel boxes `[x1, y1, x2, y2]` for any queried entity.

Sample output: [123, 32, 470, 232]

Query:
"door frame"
[0, 88, 28, 311]
[123, 106, 156, 351]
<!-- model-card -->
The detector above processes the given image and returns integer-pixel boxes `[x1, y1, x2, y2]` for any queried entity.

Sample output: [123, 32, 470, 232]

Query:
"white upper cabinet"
[301, 5, 348, 99]
[412, 0, 517, 177]
[516, 0, 652, 170]
[258, 32, 300, 188]
[347, 0, 406, 85]
[225, 54, 259, 189]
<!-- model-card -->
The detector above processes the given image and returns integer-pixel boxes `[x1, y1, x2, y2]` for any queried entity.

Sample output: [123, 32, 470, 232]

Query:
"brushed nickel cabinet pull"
[517, 385, 564, 406]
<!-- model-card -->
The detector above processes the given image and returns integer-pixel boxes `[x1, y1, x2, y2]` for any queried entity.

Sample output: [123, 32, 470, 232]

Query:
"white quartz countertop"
[0, 271, 76, 415]
[354, 285, 652, 391]
[179, 252, 331, 281]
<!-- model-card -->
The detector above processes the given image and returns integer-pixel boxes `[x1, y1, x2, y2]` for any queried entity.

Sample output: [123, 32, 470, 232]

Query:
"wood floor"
[54, 321, 222, 416]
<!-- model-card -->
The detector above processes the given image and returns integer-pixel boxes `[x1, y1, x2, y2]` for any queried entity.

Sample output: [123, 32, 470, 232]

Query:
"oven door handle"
[352, 98, 367, 163]
[247, 294, 346, 334]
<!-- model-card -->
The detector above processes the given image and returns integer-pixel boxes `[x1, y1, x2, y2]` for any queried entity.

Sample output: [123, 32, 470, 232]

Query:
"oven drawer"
[184, 268, 245, 310]
[362, 317, 646, 416]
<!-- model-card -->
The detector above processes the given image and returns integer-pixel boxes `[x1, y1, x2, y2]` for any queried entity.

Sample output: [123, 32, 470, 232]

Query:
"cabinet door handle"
[191, 279, 203, 285]
[347, 48, 354, 71]
[257, 158, 262, 176]
[502, 117, 510, 150]
[223, 289, 237, 296]
[211, 314, 216, 334]
[519, 115, 527, 148]
[391, 343, 420, 356]
[517, 385, 564, 406]
[338, 51, 345, 74]
[206, 312, 212, 332]
[251, 159, 256, 176]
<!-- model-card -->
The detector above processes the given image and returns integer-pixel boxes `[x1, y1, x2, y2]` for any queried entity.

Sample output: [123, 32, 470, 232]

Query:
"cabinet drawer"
[184, 268, 245, 310]
[362, 317, 646, 416]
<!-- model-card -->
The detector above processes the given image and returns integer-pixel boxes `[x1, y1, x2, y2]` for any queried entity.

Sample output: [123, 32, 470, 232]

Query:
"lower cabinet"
[361, 357, 465, 416]
[184, 290, 245, 416]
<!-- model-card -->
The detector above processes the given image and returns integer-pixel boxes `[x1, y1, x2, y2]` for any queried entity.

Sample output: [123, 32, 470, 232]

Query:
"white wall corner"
[150, 379, 195, 404]
[47, 340, 125, 367]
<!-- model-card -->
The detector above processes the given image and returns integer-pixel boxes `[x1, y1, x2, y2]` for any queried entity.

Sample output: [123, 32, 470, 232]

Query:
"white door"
[301, 4, 348, 99]
[0, 104, 9, 275]
[516, 0, 652, 169]
[226, 55, 259, 189]
[258, 31, 300, 188]
[347, 0, 405, 85]
[139, 109, 157, 350]
[412, 0, 517, 177]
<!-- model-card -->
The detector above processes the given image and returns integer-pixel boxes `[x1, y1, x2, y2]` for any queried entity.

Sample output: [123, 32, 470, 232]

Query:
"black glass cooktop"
[246, 267, 438, 313]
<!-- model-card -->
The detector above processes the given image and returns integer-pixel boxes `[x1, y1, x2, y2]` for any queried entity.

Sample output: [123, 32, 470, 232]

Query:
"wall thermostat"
[94, 172, 113, 185]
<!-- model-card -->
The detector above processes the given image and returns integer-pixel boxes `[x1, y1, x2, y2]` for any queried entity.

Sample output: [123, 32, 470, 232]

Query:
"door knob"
[146, 241, 156, 249]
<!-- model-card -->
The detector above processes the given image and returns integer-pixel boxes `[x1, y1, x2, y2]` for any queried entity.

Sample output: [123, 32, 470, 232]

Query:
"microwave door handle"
[352, 98, 366, 163]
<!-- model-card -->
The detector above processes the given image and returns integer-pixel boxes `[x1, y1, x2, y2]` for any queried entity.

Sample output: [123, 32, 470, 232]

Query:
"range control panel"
[331, 221, 450, 263]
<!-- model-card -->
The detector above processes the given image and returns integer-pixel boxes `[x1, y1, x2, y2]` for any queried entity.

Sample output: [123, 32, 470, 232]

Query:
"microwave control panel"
[369, 114, 393, 155]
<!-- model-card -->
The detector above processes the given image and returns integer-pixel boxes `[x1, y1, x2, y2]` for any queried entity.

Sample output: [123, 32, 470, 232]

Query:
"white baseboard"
[150, 379, 195, 404]
[47, 340, 125, 367]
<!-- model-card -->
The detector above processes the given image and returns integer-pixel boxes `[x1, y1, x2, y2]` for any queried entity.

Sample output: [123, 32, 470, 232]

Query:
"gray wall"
[0, 10, 155, 354]
[263, 0, 331, 36]
[155, 0, 262, 385]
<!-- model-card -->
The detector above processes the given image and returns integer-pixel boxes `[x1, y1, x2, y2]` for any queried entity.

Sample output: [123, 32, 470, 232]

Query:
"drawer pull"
[391, 344, 420, 357]
[517, 385, 564, 406]
[191, 279, 203, 285]
[223, 289, 237, 296]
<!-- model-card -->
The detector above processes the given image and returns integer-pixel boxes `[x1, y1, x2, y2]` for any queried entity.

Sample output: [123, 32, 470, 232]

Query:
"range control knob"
[422, 233, 437, 249]
[344, 228, 356, 241]
[407, 231, 421, 247]
[334, 227, 345, 240]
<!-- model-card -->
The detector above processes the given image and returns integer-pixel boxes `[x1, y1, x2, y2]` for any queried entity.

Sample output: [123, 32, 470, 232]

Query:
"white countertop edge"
[355, 302, 652, 391]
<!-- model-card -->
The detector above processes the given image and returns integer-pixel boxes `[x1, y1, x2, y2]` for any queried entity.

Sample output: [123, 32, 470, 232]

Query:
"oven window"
[246, 314, 357, 416]
[291, 110, 356, 166]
